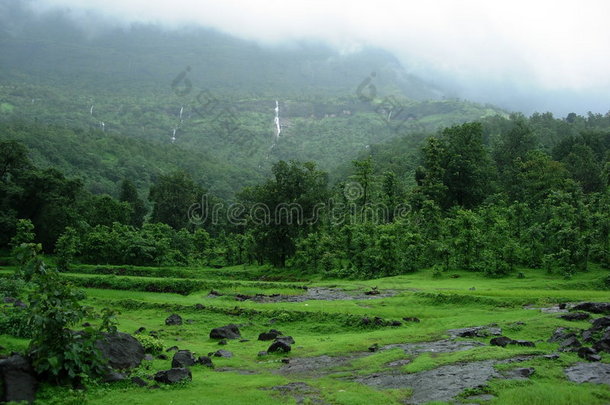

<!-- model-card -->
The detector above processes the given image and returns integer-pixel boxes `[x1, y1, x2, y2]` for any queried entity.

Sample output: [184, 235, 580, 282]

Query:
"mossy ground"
[2, 264, 610, 404]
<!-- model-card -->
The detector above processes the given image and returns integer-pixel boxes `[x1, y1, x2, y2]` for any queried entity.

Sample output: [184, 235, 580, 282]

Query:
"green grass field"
[2, 264, 610, 405]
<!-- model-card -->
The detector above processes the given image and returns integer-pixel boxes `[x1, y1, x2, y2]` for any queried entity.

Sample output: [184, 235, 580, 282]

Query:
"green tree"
[148, 171, 204, 230]
[119, 179, 148, 227]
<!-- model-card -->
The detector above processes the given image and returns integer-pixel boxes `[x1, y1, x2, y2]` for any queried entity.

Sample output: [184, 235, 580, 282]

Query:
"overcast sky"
[27, 0, 610, 115]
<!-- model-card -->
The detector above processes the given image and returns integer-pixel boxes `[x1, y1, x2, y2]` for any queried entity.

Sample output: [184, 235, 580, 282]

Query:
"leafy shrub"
[0, 306, 32, 338]
[14, 243, 116, 383]
[135, 334, 164, 354]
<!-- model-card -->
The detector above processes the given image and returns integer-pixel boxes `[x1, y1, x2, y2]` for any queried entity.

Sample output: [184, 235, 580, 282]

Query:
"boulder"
[103, 371, 127, 383]
[95, 332, 145, 369]
[578, 347, 601, 362]
[131, 376, 148, 387]
[166, 346, 179, 352]
[172, 350, 197, 368]
[218, 339, 228, 346]
[490, 336, 514, 347]
[449, 326, 502, 338]
[211, 350, 233, 358]
[154, 368, 192, 384]
[268, 340, 291, 353]
[165, 314, 183, 326]
[275, 336, 295, 345]
[548, 327, 577, 344]
[511, 340, 536, 347]
[197, 356, 214, 367]
[559, 336, 582, 352]
[0, 354, 38, 404]
[572, 302, 610, 314]
[402, 317, 421, 323]
[593, 331, 610, 353]
[590, 316, 610, 332]
[391, 321, 402, 327]
[258, 329, 283, 341]
[507, 367, 535, 378]
[560, 312, 590, 321]
[210, 324, 241, 340]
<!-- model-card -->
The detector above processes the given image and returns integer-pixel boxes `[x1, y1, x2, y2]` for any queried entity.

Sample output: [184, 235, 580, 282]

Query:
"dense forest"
[3, 110, 610, 282]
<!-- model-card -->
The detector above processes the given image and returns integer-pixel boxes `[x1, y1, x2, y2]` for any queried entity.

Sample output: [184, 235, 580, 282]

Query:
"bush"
[0, 306, 32, 338]
[135, 334, 164, 354]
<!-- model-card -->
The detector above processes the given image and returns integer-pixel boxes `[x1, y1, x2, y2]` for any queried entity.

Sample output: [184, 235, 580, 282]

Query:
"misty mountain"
[0, 4, 505, 197]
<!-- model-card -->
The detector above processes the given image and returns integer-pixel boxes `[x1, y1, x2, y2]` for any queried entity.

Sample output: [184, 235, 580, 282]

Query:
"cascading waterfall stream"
[274, 100, 281, 139]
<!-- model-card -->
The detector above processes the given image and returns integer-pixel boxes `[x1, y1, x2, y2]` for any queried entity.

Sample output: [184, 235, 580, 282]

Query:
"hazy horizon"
[7, 0, 610, 116]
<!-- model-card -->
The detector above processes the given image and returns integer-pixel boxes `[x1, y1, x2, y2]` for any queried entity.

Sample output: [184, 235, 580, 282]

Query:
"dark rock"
[391, 321, 402, 327]
[239, 339, 250, 343]
[574, 302, 610, 314]
[194, 303, 205, 310]
[13, 300, 27, 308]
[578, 347, 601, 361]
[103, 371, 127, 383]
[511, 340, 536, 347]
[275, 336, 295, 345]
[374, 317, 384, 325]
[364, 287, 380, 296]
[154, 368, 192, 384]
[210, 324, 241, 340]
[490, 336, 514, 347]
[95, 332, 145, 370]
[165, 314, 183, 326]
[543, 353, 560, 360]
[560, 312, 590, 321]
[548, 327, 577, 344]
[582, 330, 595, 343]
[208, 290, 222, 296]
[258, 329, 283, 341]
[218, 339, 228, 345]
[166, 346, 179, 352]
[361, 317, 371, 325]
[402, 317, 421, 323]
[559, 336, 582, 351]
[156, 354, 168, 360]
[257, 351, 268, 357]
[505, 367, 535, 379]
[148, 330, 159, 338]
[449, 326, 502, 338]
[368, 343, 380, 352]
[0, 354, 38, 404]
[131, 376, 148, 387]
[281, 358, 290, 364]
[212, 350, 233, 358]
[268, 340, 291, 353]
[172, 350, 196, 368]
[593, 332, 610, 353]
[235, 294, 252, 301]
[82, 322, 92, 327]
[197, 356, 214, 367]
[559, 303, 567, 309]
[134, 326, 146, 334]
[591, 316, 610, 331]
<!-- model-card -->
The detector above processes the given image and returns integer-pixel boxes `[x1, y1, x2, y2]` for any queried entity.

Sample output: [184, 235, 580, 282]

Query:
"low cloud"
[24, 0, 610, 115]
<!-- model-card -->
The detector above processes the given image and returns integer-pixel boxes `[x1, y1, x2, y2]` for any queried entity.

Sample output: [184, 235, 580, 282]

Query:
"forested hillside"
[0, 4, 502, 197]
